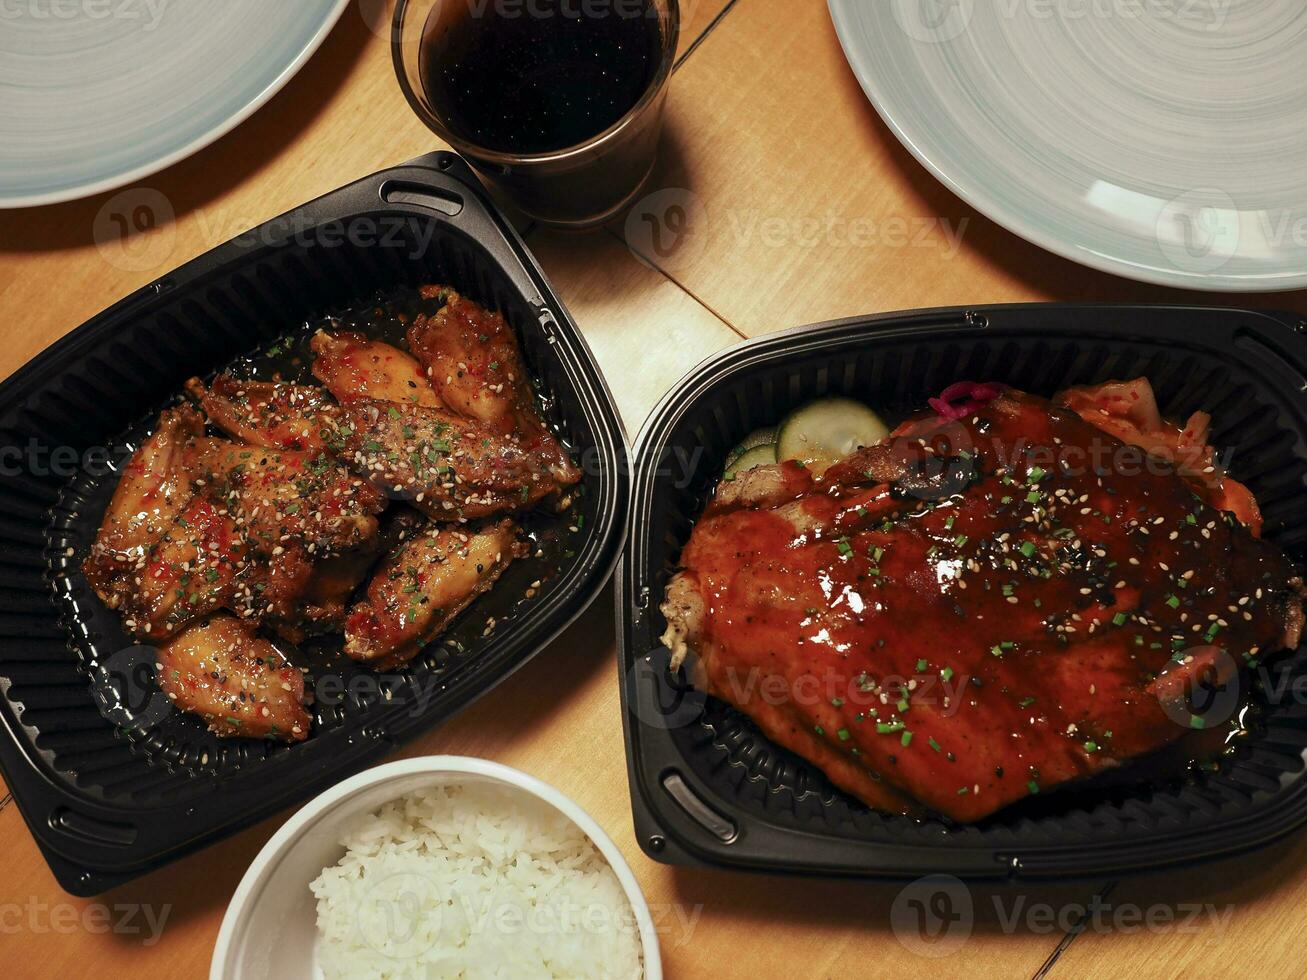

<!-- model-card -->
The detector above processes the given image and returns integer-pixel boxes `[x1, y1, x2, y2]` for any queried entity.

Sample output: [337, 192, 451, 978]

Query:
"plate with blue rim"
[828, 0, 1307, 291]
[0, 0, 351, 209]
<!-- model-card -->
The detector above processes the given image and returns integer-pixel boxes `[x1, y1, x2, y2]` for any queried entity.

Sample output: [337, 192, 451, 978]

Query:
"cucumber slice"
[776, 398, 889, 468]
[723, 443, 777, 479]
[726, 426, 778, 464]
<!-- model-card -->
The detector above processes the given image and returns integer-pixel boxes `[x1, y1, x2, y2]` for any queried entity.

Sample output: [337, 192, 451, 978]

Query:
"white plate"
[210, 757, 662, 980]
[0, 0, 351, 209]
[828, 0, 1307, 291]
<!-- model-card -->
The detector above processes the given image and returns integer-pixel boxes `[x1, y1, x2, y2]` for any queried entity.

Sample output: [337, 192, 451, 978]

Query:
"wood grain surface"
[1, 2, 1301, 978]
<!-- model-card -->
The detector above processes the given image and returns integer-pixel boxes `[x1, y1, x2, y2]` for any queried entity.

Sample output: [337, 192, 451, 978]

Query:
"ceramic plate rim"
[827, 0, 1307, 293]
[0, 0, 352, 210]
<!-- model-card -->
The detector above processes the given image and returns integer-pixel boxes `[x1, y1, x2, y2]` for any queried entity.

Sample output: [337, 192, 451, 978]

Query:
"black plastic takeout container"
[618, 305, 1307, 881]
[0, 153, 628, 895]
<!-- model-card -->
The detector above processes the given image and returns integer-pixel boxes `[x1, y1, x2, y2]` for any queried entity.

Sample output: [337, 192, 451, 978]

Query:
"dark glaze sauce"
[684, 391, 1299, 821]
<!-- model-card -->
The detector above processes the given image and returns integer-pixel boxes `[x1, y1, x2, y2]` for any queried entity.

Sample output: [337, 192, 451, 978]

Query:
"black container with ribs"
[618, 305, 1307, 880]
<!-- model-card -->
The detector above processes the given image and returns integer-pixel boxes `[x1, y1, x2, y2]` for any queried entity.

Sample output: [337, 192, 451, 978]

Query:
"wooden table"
[3, 2, 1306, 977]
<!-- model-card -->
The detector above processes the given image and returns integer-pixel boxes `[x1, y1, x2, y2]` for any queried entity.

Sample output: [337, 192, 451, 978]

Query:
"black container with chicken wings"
[618, 305, 1307, 880]
[0, 153, 628, 895]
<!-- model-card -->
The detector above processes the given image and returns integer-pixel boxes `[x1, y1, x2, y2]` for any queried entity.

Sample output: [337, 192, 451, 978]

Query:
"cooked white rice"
[310, 783, 644, 979]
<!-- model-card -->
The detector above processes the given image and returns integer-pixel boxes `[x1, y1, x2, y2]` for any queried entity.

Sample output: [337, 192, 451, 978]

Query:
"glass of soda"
[393, 0, 680, 228]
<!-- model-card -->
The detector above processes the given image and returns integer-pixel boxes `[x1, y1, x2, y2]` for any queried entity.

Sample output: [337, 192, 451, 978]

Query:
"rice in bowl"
[310, 782, 644, 979]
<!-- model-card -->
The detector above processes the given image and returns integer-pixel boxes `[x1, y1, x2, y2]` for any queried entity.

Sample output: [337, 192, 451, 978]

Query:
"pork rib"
[662, 385, 1304, 822]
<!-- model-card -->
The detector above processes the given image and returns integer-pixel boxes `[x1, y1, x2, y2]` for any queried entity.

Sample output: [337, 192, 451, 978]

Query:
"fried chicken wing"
[256, 546, 380, 643]
[407, 288, 580, 486]
[84, 406, 204, 609]
[86, 285, 574, 743]
[406, 288, 521, 434]
[157, 615, 310, 741]
[185, 376, 341, 455]
[310, 330, 444, 408]
[184, 439, 385, 557]
[345, 518, 524, 670]
[124, 495, 248, 640]
[331, 399, 562, 520]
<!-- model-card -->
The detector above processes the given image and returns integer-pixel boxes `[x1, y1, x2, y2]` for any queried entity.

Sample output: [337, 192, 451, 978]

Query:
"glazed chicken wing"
[406, 287, 522, 434]
[157, 614, 310, 742]
[407, 288, 580, 486]
[331, 399, 563, 520]
[124, 495, 248, 640]
[345, 518, 524, 670]
[254, 546, 381, 643]
[84, 405, 203, 609]
[184, 438, 385, 557]
[310, 330, 444, 408]
[185, 376, 341, 455]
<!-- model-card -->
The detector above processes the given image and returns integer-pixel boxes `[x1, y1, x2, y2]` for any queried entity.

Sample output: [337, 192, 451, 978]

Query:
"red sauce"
[681, 392, 1299, 821]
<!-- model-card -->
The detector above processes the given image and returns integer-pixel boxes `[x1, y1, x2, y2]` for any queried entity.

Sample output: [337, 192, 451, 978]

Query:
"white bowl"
[211, 757, 661, 979]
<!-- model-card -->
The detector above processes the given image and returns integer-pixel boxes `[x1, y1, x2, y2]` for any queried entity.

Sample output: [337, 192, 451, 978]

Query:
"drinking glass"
[393, 0, 680, 228]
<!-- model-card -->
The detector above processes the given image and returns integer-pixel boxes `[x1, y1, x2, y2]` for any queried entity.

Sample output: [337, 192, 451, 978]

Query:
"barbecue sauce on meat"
[678, 391, 1302, 822]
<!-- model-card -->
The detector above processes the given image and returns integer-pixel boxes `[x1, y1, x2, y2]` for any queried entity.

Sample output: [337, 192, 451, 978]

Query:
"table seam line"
[1030, 879, 1117, 980]
[599, 225, 748, 340]
[675, 0, 744, 72]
